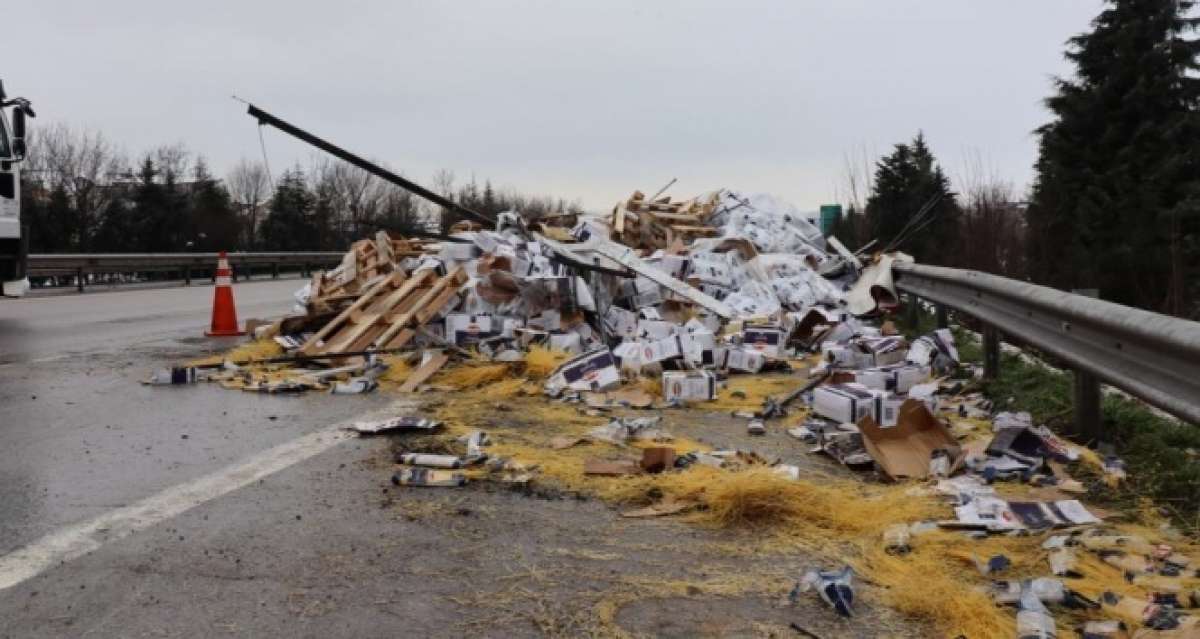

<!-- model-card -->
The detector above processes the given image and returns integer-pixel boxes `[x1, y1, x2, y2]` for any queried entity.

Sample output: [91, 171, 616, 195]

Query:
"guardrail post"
[935, 304, 948, 329]
[303, 262, 310, 278]
[184, 267, 191, 286]
[1074, 370, 1102, 442]
[272, 262, 279, 279]
[982, 325, 1000, 380]
[76, 267, 84, 293]
[244, 264, 251, 281]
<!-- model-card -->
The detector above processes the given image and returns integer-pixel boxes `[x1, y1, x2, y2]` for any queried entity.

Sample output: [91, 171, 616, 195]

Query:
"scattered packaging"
[813, 383, 880, 424]
[391, 468, 466, 487]
[546, 348, 621, 394]
[724, 348, 766, 373]
[857, 399, 963, 481]
[792, 566, 854, 617]
[445, 313, 499, 346]
[347, 416, 442, 435]
[742, 325, 785, 357]
[661, 370, 717, 402]
[397, 453, 463, 469]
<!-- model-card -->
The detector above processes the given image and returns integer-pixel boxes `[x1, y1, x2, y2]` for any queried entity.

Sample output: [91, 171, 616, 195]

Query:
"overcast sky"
[9, 1, 1102, 212]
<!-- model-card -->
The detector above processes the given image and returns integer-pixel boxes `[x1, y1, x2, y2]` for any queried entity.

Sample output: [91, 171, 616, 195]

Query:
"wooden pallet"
[300, 266, 468, 357]
[609, 190, 721, 250]
[305, 233, 440, 315]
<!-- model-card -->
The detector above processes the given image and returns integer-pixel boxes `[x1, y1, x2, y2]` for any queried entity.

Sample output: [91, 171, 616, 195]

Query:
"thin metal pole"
[983, 325, 1000, 380]
[1074, 369, 1102, 442]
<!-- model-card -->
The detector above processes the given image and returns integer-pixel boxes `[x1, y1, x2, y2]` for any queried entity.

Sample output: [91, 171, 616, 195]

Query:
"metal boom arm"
[245, 103, 495, 226]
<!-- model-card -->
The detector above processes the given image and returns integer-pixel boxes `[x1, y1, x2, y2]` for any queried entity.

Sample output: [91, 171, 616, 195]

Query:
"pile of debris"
[154, 186, 1200, 636]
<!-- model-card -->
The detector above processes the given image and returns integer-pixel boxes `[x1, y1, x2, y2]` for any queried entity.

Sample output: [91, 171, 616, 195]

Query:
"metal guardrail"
[893, 262, 1200, 436]
[28, 252, 343, 274]
[27, 252, 344, 291]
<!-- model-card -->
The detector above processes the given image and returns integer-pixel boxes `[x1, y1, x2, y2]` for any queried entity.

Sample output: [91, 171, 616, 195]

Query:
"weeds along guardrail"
[27, 252, 344, 292]
[893, 262, 1200, 439]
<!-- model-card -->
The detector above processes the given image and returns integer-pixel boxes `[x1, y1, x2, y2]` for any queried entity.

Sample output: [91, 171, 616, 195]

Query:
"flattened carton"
[742, 325, 785, 358]
[549, 348, 620, 392]
[662, 370, 717, 402]
[857, 399, 963, 481]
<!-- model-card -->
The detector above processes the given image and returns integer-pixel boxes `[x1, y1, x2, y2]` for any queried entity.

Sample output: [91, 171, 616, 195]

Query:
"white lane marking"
[0, 424, 362, 591]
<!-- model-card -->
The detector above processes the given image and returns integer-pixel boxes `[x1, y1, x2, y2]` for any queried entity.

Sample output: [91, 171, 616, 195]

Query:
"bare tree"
[227, 159, 270, 248]
[836, 143, 876, 215]
[153, 143, 190, 184]
[24, 123, 126, 250]
[953, 150, 1026, 277]
[431, 169, 457, 233]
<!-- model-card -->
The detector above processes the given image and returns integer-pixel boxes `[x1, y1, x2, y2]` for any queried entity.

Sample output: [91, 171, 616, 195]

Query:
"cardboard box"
[439, 241, 478, 262]
[725, 348, 766, 373]
[621, 276, 664, 308]
[662, 370, 717, 402]
[784, 307, 843, 342]
[639, 335, 683, 364]
[604, 306, 639, 339]
[857, 399, 964, 481]
[649, 254, 690, 280]
[500, 317, 525, 339]
[549, 332, 584, 354]
[742, 325, 785, 358]
[812, 383, 880, 423]
[822, 344, 861, 368]
[444, 313, 499, 346]
[855, 364, 931, 394]
[549, 348, 620, 393]
[698, 345, 727, 368]
[856, 336, 908, 367]
[612, 340, 645, 372]
[638, 319, 677, 340]
[514, 327, 549, 348]
[678, 329, 716, 364]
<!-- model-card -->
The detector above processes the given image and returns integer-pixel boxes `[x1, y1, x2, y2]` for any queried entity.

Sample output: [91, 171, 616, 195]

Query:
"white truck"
[0, 79, 35, 297]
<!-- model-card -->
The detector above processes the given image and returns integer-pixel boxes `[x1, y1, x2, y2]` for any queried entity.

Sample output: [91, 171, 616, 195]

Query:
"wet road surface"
[0, 280, 924, 637]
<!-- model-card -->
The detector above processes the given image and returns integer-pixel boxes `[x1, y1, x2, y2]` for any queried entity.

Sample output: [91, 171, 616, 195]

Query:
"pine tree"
[260, 168, 317, 250]
[1028, 0, 1200, 313]
[864, 132, 958, 263]
[132, 157, 172, 251]
[190, 158, 240, 251]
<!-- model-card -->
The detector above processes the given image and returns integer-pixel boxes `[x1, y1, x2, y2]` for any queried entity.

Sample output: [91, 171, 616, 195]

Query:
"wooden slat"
[397, 352, 450, 393]
[300, 271, 405, 354]
[315, 270, 436, 355]
[371, 267, 468, 349]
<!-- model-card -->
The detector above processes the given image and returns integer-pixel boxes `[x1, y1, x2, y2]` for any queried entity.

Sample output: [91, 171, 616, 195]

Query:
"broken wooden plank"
[397, 351, 450, 393]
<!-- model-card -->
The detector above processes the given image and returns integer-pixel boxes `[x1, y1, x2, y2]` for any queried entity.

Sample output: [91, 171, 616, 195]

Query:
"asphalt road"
[0, 281, 921, 638]
[0, 279, 389, 557]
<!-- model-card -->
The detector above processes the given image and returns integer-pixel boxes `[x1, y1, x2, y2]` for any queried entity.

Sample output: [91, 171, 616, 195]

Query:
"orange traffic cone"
[205, 251, 246, 337]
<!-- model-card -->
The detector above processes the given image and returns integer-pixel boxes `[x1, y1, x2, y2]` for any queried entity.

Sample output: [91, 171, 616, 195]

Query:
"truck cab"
[0, 79, 34, 297]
